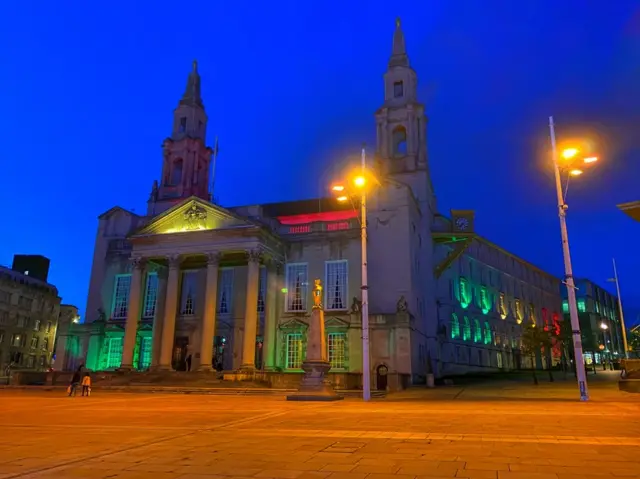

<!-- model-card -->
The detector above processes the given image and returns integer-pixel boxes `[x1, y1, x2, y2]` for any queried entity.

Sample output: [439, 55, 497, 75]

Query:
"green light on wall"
[577, 299, 586, 313]
[473, 319, 482, 343]
[483, 321, 492, 345]
[463, 316, 471, 341]
[480, 287, 491, 315]
[451, 313, 460, 339]
[459, 278, 471, 309]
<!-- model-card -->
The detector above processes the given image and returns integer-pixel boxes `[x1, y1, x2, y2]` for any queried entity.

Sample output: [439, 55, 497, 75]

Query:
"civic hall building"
[56, 21, 564, 390]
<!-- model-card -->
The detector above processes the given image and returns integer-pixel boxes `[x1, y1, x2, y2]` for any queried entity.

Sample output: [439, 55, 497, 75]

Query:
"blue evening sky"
[1, 1, 639, 323]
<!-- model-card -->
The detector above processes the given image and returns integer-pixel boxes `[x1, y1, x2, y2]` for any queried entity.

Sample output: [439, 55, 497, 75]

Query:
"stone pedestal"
[287, 300, 342, 402]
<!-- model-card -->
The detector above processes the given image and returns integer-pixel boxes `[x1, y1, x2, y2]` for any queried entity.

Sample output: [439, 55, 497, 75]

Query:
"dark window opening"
[171, 159, 183, 185]
[393, 81, 404, 98]
[179, 117, 187, 132]
[392, 126, 407, 156]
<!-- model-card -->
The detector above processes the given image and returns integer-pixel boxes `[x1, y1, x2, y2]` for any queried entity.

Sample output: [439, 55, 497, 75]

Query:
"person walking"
[81, 372, 91, 397]
[68, 367, 81, 397]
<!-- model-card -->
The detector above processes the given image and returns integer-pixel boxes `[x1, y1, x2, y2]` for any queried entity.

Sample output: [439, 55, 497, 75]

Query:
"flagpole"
[612, 258, 630, 359]
[209, 136, 219, 202]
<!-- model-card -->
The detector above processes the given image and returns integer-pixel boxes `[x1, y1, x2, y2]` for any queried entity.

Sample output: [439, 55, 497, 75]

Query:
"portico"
[118, 197, 284, 373]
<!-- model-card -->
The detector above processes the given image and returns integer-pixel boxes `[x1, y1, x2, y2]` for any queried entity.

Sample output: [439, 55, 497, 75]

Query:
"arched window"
[459, 277, 471, 309]
[473, 319, 482, 343]
[483, 321, 492, 345]
[450, 313, 460, 339]
[171, 159, 183, 185]
[392, 126, 407, 156]
[463, 316, 471, 341]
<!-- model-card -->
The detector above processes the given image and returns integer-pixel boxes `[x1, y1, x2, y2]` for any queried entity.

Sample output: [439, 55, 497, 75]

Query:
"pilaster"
[120, 258, 145, 370]
[262, 259, 281, 370]
[150, 267, 168, 368]
[157, 255, 182, 370]
[240, 249, 262, 370]
[196, 252, 222, 371]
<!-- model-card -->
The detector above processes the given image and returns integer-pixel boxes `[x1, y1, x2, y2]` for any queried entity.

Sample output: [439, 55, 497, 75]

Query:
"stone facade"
[57, 20, 565, 390]
[0, 261, 61, 373]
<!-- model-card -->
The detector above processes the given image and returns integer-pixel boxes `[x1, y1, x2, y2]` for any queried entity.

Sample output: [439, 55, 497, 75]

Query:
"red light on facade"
[326, 221, 350, 231]
[288, 225, 311, 234]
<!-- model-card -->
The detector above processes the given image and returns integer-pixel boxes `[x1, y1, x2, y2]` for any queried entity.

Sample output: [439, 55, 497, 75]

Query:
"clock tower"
[375, 18, 435, 216]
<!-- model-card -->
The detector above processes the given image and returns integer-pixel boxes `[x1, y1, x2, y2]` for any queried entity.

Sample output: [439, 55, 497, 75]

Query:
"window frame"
[285, 263, 309, 313]
[324, 260, 348, 311]
[111, 274, 132, 320]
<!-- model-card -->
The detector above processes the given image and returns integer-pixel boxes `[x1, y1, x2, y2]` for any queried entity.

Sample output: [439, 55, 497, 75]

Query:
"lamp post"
[548, 116, 599, 402]
[609, 258, 630, 359]
[600, 322, 609, 368]
[330, 147, 373, 401]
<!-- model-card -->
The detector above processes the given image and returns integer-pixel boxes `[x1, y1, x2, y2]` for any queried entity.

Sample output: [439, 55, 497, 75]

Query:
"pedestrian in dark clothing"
[185, 354, 192, 372]
[68, 368, 81, 397]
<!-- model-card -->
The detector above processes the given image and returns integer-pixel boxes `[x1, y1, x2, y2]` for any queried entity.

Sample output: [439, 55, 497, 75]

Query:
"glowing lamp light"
[280, 288, 288, 294]
[336, 195, 349, 202]
[332, 185, 345, 192]
[353, 175, 366, 187]
[562, 148, 579, 160]
[73, 317, 80, 324]
[583, 156, 598, 164]
[569, 169, 583, 176]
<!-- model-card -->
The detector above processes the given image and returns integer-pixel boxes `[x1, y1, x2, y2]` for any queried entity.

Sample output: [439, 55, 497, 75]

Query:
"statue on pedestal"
[287, 279, 343, 401]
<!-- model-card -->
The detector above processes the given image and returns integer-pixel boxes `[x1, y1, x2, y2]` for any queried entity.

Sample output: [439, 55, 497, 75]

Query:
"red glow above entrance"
[277, 210, 358, 225]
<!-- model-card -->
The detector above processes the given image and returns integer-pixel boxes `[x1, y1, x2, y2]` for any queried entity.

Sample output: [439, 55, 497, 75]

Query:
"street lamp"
[548, 116, 599, 402]
[330, 147, 378, 401]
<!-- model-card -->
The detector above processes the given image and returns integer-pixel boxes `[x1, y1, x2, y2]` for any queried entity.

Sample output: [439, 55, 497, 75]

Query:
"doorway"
[376, 364, 388, 391]
[172, 337, 189, 371]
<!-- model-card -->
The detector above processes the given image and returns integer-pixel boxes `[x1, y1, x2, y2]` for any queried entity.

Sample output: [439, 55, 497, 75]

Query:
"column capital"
[156, 266, 169, 280]
[245, 249, 263, 265]
[206, 252, 223, 266]
[167, 255, 182, 270]
[129, 257, 146, 271]
[265, 257, 284, 273]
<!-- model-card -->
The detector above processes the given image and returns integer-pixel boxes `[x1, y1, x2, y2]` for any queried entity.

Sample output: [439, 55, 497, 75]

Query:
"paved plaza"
[0, 372, 639, 479]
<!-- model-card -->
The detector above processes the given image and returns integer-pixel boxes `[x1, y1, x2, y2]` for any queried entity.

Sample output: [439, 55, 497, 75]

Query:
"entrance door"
[172, 337, 189, 371]
[213, 336, 226, 371]
[376, 364, 388, 391]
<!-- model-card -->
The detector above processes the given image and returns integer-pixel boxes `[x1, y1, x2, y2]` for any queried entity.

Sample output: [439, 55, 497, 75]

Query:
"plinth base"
[286, 359, 343, 402]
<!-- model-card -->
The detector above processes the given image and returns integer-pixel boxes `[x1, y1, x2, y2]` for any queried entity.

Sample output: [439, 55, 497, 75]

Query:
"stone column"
[157, 256, 181, 370]
[262, 260, 280, 370]
[196, 253, 221, 371]
[120, 258, 145, 370]
[240, 250, 261, 370]
[150, 267, 168, 368]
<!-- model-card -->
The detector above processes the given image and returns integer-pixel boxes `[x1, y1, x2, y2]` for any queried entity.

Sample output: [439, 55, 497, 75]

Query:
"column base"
[196, 365, 214, 373]
[118, 365, 134, 372]
[151, 365, 173, 372]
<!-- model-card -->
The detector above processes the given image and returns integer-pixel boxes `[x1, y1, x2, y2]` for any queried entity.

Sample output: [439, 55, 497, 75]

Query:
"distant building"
[11, 255, 51, 283]
[52, 304, 81, 371]
[63, 20, 564, 388]
[562, 278, 626, 366]
[0, 256, 61, 372]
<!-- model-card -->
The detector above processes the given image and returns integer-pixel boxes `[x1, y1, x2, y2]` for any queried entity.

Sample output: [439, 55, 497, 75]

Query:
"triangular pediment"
[132, 197, 255, 237]
[279, 318, 308, 330]
[325, 316, 350, 328]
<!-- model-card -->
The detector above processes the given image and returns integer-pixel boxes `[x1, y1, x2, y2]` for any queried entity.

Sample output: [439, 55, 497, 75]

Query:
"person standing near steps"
[68, 367, 81, 397]
[81, 372, 91, 397]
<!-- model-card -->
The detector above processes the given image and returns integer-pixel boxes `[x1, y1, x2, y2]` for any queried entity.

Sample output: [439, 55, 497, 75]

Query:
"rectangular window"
[562, 300, 569, 313]
[16, 315, 26, 328]
[257, 266, 267, 314]
[285, 263, 308, 312]
[180, 271, 197, 315]
[11, 334, 21, 347]
[0, 329, 4, 344]
[46, 321, 52, 333]
[0, 310, 7, 325]
[107, 337, 123, 369]
[139, 337, 152, 369]
[142, 272, 158, 319]
[393, 81, 404, 98]
[577, 299, 586, 313]
[42, 337, 49, 350]
[30, 336, 38, 349]
[325, 260, 348, 310]
[27, 355, 36, 368]
[179, 117, 187, 132]
[33, 319, 41, 331]
[39, 355, 46, 368]
[327, 332, 346, 369]
[217, 268, 234, 314]
[111, 274, 132, 319]
[0, 291, 10, 303]
[286, 333, 303, 369]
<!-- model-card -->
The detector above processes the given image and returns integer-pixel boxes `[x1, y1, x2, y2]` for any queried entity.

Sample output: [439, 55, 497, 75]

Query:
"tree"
[629, 328, 640, 357]
[521, 325, 553, 385]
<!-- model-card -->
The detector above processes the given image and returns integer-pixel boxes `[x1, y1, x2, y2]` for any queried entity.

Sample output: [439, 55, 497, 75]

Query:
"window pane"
[328, 332, 346, 369]
[143, 273, 158, 319]
[218, 269, 234, 314]
[325, 261, 348, 310]
[107, 338, 123, 369]
[112, 275, 131, 319]
[286, 333, 303, 369]
[180, 271, 197, 315]
[257, 267, 267, 314]
[286, 264, 308, 312]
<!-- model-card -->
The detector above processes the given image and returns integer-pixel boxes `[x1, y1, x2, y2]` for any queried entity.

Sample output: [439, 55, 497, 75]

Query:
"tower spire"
[389, 17, 409, 68]
[180, 60, 203, 108]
